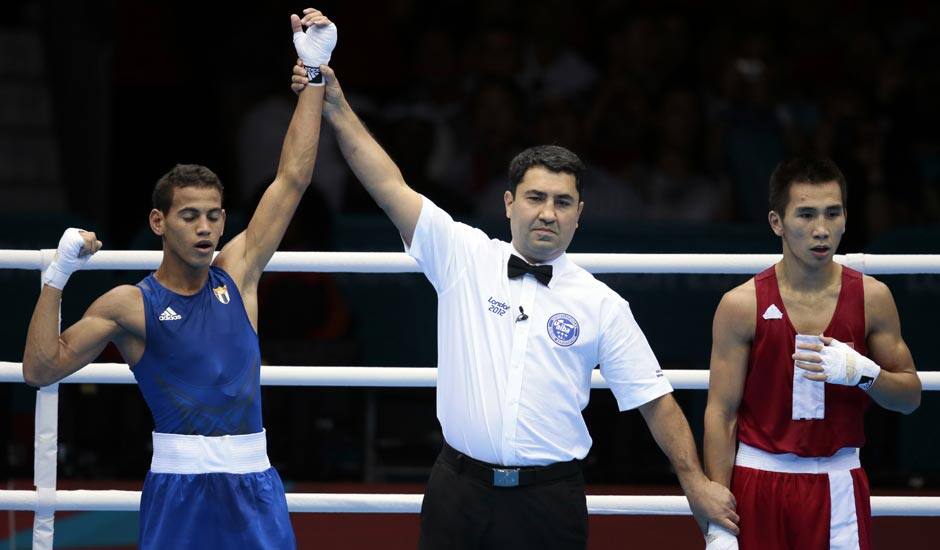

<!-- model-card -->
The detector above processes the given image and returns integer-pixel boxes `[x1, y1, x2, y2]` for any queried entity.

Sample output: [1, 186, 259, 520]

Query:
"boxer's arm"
[704, 284, 754, 489]
[863, 277, 921, 414]
[23, 285, 137, 387]
[217, 11, 330, 289]
[318, 65, 422, 245]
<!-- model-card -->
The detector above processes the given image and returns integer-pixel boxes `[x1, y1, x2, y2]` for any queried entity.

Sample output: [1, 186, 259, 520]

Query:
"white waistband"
[150, 429, 271, 474]
[735, 442, 861, 474]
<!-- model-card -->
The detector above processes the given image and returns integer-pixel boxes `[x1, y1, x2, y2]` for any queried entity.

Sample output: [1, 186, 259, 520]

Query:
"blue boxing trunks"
[139, 430, 295, 549]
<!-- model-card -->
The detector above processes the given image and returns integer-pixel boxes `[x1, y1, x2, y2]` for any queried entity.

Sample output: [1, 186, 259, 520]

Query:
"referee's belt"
[441, 442, 581, 488]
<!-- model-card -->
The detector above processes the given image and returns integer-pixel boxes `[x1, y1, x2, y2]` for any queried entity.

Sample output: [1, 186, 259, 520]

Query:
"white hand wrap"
[42, 228, 91, 290]
[816, 338, 881, 391]
[292, 22, 337, 86]
[705, 523, 738, 550]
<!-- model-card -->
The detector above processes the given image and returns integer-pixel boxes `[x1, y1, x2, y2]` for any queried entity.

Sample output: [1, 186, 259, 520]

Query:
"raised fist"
[42, 228, 102, 290]
[291, 8, 337, 86]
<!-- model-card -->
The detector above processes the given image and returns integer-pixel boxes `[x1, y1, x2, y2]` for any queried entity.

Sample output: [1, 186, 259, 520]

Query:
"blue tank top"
[133, 266, 263, 436]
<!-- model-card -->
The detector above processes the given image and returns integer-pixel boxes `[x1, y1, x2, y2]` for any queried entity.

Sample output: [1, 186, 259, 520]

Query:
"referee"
[297, 62, 739, 548]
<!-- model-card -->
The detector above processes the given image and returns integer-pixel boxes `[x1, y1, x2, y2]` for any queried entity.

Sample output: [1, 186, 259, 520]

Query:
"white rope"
[3, 362, 939, 390]
[0, 490, 937, 516]
[0, 250, 41, 269]
[2, 250, 940, 274]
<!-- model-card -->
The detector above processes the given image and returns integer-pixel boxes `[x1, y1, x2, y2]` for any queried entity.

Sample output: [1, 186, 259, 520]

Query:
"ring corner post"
[31, 383, 59, 550]
[31, 250, 59, 550]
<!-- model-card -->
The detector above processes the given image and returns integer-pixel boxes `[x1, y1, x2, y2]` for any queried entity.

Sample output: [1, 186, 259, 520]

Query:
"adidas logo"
[158, 307, 182, 321]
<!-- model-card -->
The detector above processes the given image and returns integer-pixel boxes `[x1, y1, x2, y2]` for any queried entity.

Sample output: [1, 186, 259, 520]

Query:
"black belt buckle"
[493, 468, 520, 487]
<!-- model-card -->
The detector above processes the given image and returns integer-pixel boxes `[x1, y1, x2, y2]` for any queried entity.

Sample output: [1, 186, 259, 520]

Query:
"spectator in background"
[708, 34, 791, 222]
[386, 27, 465, 197]
[257, 183, 361, 478]
[445, 80, 526, 211]
[643, 89, 730, 222]
[238, 91, 349, 214]
[517, 3, 597, 101]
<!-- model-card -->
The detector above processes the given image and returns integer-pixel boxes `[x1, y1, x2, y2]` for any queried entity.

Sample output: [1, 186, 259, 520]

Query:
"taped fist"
[794, 336, 881, 391]
[291, 8, 337, 86]
[42, 228, 102, 290]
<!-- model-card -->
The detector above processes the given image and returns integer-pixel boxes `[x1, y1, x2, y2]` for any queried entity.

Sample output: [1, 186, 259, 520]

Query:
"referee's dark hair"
[508, 145, 585, 197]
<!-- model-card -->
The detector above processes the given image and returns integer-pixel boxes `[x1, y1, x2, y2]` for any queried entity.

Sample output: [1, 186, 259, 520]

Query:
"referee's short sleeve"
[598, 297, 673, 411]
[405, 195, 489, 293]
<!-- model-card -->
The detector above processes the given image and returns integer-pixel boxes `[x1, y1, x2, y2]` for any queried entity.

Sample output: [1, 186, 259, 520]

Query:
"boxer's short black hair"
[152, 164, 224, 213]
[769, 157, 847, 216]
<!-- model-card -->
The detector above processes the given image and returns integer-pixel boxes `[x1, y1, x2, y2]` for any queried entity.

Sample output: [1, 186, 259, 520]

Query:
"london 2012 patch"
[547, 313, 579, 346]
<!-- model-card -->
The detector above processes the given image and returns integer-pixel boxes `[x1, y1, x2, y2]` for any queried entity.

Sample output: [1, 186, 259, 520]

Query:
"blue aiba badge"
[547, 313, 579, 346]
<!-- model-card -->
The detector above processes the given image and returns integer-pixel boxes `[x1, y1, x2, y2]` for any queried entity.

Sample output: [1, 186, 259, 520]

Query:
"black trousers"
[418, 446, 588, 550]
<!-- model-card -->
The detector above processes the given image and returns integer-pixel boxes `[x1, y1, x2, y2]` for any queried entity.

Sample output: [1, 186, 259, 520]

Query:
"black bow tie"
[507, 254, 553, 286]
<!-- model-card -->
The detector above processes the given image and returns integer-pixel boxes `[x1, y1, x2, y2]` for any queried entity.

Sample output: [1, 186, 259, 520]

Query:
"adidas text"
[158, 307, 182, 321]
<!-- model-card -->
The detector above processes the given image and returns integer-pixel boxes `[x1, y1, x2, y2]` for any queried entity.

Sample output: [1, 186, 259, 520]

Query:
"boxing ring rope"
[3, 250, 940, 274]
[1, 489, 938, 516]
[1, 362, 939, 390]
[2, 250, 939, 549]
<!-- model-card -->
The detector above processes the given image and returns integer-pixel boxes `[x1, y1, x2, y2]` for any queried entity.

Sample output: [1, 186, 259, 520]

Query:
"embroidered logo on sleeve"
[213, 284, 230, 304]
[762, 304, 783, 320]
[547, 313, 580, 346]
[158, 307, 182, 321]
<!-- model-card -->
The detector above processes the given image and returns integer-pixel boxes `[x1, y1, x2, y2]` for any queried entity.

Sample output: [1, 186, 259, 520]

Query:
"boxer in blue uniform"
[22, 8, 337, 548]
[133, 266, 290, 548]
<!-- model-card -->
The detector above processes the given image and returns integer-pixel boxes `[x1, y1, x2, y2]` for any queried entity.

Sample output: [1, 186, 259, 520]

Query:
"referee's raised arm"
[317, 64, 423, 245]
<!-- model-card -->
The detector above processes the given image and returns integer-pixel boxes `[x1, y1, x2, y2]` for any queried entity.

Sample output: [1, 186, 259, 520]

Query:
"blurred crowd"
[227, 0, 940, 252]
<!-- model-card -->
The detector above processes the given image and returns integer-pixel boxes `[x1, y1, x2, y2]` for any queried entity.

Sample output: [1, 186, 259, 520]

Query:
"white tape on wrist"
[705, 523, 738, 550]
[41, 228, 89, 290]
[819, 338, 881, 390]
[293, 22, 337, 87]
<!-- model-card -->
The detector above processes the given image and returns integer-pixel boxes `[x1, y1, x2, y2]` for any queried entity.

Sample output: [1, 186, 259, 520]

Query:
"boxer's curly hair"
[152, 164, 224, 213]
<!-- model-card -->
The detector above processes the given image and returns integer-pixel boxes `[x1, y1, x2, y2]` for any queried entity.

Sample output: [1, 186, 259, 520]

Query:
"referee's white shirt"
[407, 196, 673, 466]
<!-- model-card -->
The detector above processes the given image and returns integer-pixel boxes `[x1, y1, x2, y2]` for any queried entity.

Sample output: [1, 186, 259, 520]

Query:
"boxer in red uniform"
[703, 157, 921, 550]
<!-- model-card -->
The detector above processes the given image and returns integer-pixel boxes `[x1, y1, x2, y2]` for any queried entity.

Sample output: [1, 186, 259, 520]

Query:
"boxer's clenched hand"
[42, 228, 102, 290]
[290, 8, 336, 87]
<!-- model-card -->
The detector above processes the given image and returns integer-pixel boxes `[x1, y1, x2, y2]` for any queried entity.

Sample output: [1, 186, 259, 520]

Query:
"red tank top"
[737, 265, 870, 457]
